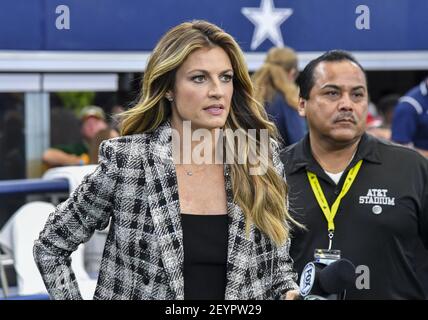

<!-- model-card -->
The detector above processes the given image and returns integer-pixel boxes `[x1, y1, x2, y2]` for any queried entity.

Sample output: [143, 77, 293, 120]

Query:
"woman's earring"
[166, 95, 173, 102]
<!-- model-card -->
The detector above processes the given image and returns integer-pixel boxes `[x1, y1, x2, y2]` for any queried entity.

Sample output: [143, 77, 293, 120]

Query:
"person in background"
[252, 46, 306, 147]
[0, 110, 26, 228]
[34, 20, 300, 300]
[110, 104, 126, 132]
[0, 110, 25, 181]
[42, 106, 110, 167]
[88, 128, 119, 164]
[282, 50, 428, 299]
[391, 77, 428, 157]
[366, 94, 400, 140]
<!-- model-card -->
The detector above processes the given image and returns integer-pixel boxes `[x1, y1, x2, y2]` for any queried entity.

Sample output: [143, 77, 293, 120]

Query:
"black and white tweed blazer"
[33, 121, 298, 300]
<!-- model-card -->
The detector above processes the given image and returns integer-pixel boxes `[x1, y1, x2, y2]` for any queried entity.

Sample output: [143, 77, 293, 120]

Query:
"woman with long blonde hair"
[34, 20, 300, 300]
[253, 46, 306, 146]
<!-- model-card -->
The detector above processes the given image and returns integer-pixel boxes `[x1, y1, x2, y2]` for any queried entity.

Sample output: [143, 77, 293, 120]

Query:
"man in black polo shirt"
[281, 50, 428, 299]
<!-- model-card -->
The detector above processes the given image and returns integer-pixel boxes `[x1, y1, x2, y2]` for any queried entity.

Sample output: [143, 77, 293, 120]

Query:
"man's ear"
[298, 98, 307, 117]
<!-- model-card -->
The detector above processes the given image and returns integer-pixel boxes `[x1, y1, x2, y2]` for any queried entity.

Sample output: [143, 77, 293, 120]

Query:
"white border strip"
[0, 51, 150, 72]
[0, 73, 118, 92]
[43, 73, 118, 92]
[0, 51, 428, 72]
[0, 73, 41, 92]
[247, 51, 428, 71]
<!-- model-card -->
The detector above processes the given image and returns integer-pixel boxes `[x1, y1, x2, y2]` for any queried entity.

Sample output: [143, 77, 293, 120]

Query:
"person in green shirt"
[43, 106, 109, 167]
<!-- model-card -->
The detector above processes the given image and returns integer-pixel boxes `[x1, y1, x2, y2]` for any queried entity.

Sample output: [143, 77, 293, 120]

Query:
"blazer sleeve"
[271, 139, 299, 298]
[33, 139, 118, 300]
[272, 238, 299, 298]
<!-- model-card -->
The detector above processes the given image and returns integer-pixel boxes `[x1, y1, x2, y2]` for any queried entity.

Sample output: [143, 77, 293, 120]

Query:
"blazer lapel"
[143, 121, 185, 299]
[224, 165, 254, 299]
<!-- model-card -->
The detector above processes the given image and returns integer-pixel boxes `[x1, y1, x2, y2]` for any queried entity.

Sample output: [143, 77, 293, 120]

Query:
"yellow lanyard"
[306, 159, 363, 249]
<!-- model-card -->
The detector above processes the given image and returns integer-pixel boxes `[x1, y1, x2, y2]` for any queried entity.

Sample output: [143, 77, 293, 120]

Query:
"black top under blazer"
[33, 120, 298, 300]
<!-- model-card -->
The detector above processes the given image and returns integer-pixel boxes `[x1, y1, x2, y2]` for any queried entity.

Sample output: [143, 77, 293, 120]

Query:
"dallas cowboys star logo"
[241, 0, 293, 50]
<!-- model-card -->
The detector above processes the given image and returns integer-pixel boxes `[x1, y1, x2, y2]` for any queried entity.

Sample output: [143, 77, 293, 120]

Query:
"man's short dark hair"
[297, 50, 367, 100]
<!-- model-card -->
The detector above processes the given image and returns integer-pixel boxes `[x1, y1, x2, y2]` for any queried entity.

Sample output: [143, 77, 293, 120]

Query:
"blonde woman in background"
[253, 47, 306, 146]
[34, 20, 300, 300]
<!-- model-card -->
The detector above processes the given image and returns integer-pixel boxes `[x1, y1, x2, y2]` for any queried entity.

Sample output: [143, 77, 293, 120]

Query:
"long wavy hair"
[120, 20, 298, 245]
[252, 46, 299, 109]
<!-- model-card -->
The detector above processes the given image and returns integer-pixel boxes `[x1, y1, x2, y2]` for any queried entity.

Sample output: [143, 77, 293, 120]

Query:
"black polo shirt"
[281, 133, 428, 299]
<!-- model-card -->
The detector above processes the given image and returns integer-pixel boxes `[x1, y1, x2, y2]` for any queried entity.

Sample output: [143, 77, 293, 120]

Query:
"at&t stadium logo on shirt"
[359, 189, 395, 205]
